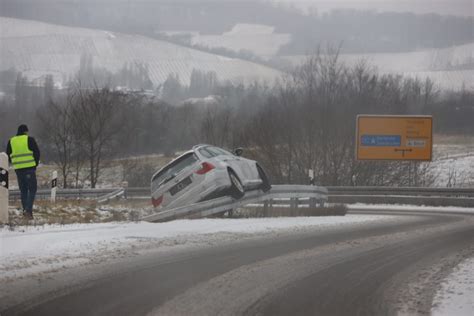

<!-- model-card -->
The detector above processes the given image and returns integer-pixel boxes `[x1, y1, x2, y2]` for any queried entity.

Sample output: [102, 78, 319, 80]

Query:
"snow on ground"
[283, 43, 474, 74]
[0, 17, 282, 87]
[427, 139, 474, 187]
[0, 215, 398, 283]
[191, 23, 291, 58]
[282, 43, 474, 91]
[429, 154, 474, 187]
[432, 257, 474, 316]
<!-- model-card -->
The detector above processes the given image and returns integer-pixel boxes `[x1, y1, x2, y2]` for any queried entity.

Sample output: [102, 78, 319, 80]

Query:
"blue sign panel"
[361, 135, 401, 147]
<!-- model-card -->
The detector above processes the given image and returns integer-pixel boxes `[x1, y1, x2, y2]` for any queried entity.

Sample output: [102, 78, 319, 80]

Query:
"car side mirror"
[233, 148, 244, 156]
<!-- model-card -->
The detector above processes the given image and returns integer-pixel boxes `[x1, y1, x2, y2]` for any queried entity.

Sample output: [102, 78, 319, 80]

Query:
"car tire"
[228, 170, 245, 199]
[257, 164, 271, 192]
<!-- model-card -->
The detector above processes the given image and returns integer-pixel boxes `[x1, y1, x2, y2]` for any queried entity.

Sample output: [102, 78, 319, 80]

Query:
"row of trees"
[2, 49, 473, 188]
[39, 83, 138, 188]
[239, 51, 438, 186]
[77, 53, 154, 90]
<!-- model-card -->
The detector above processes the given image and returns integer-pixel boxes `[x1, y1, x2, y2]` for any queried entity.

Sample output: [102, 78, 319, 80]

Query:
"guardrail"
[97, 188, 125, 203]
[8, 186, 474, 208]
[141, 185, 328, 222]
[9, 186, 474, 199]
[326, 186, 474, 197]
[326, 186, 474, 207]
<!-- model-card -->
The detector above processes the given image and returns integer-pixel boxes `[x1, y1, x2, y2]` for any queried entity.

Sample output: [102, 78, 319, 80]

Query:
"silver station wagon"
[150, 145, 271, 209]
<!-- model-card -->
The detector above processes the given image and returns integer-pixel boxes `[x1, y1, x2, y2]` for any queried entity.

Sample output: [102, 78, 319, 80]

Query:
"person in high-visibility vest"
[6, 124, 40, 219]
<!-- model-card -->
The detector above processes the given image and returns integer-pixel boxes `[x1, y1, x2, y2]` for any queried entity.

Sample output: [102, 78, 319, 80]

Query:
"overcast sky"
[275, 0, 474, 16]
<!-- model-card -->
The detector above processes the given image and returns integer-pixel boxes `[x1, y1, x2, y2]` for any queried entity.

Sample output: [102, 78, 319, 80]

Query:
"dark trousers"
[16, 168, 37, 213]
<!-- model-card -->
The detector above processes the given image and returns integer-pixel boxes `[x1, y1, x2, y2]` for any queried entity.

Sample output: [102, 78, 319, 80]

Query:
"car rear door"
[207, 147, 253, 185]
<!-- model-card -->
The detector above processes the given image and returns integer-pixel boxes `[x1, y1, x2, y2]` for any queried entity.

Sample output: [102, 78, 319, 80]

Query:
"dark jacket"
[6, 133, 41, 170]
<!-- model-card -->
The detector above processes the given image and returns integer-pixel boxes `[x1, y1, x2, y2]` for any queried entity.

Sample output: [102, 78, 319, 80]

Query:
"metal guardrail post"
[263, 199, 273, 217]
[309, 197, 317, 209]
[0, 153, 9, 224]
[290, 197, 299, 209]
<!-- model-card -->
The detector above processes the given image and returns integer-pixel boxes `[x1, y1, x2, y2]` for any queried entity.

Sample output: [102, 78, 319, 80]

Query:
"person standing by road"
[6, 124, 40, 219]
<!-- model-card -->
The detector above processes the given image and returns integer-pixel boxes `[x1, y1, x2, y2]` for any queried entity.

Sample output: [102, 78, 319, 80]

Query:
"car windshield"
[152, 153, 198, 188]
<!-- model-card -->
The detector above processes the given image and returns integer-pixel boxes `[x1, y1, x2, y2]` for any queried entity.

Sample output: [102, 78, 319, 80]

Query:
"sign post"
[51, 170, 58, 203]
[308, 169, 314, 185]
[0, 153, 9, 224]
[356, 115, 433, 161]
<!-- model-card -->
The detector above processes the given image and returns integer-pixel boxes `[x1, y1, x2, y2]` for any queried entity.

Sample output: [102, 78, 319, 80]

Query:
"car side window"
[207, 147, 233, 156]
[216, 147, 233, 156]
[199, 148, 215, 158]
[206, 147, 224, 156]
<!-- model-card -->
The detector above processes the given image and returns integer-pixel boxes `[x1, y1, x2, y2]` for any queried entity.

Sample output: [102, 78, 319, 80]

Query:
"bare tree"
[69, 84, 128, 188]
[242, 47, 440, 187]
[38, 93, 79, 188]
[200, 104, 233, 148]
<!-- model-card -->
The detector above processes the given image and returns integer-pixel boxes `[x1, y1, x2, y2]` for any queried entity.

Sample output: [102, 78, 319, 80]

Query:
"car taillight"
[152, 195, 163, 207]
[196, 162, 215, 175]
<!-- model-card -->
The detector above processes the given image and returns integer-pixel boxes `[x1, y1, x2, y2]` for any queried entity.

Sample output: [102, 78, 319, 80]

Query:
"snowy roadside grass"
[431, 136, 474, 187]
[432, 256, 474, 316]
[6, 200, 348, 227]
[0, 215, 400, 283]
[6, 199, 155, 226]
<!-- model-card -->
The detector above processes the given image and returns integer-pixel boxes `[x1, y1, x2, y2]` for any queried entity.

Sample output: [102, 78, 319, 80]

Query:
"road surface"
[3, 210, 474, 316]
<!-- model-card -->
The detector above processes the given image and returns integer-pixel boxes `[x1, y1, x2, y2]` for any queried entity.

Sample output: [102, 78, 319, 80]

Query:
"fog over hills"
[276, 0, 473, 17]
[1, 0, 472, 54]
[0, 1, 472, 91]
[0, 17, 282, 88]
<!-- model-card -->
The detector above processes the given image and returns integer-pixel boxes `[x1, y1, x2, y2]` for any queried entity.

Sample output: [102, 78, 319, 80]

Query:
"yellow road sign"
[356, 115, 433, 161]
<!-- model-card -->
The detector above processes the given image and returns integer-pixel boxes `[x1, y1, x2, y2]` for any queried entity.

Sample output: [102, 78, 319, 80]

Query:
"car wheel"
[228, 170, 245, 199]
[257, 164, 271, 192]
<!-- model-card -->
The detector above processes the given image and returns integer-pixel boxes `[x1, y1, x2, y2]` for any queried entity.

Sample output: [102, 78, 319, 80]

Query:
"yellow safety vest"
[10, 135, 36, 170]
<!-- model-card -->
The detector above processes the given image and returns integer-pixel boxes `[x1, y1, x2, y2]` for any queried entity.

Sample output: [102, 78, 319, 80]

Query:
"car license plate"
[170, 177, 192, 196]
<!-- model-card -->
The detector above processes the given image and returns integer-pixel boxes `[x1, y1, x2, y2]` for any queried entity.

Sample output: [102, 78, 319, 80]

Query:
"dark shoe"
[25, 212, 33, 220]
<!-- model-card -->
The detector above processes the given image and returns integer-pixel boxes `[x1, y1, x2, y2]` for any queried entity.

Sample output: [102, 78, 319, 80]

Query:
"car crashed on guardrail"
[150, 144, 271, 210]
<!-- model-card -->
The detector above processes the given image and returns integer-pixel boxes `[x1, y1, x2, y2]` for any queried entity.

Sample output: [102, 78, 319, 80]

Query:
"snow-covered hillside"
[0, 17, 282, 87]
[190, 24, 291, 58]
[283, 43, 474, 91]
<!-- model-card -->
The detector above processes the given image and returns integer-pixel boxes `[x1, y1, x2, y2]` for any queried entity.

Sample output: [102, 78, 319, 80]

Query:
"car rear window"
[152, 153, 198, 188]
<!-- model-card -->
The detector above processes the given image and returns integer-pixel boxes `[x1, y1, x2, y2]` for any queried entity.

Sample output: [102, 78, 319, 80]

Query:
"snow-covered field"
[0, 215, 398, 283]
[191, 23, 291, 58]
[431, 138, 474, 187]
[282, 43, 474, 91]
[433, 257, 474, 316]
[0, 17, 282, 87]
[429, 154, 474, 187]
[283, 42, 474, 72]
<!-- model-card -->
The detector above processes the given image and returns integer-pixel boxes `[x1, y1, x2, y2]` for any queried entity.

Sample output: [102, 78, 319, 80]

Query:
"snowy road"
[1, 209, 474, 315]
